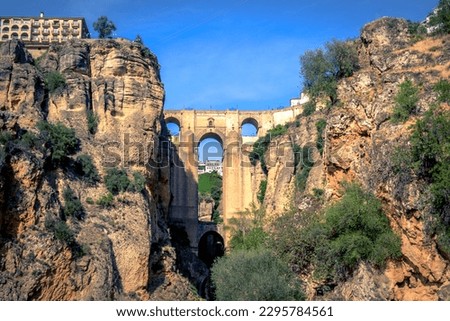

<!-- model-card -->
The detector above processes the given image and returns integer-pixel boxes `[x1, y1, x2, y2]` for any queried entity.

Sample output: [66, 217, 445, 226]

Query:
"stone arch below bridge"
[198, 231, 225, 267]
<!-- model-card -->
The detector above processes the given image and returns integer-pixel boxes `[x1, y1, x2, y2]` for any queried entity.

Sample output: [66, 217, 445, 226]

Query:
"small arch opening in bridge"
[165, 117, 181, 137]
[241, 118, 259, 137]
[198, 231, 224, 267]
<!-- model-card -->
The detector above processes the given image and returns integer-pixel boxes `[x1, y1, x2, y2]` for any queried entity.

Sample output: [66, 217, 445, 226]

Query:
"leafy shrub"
[211, 248, 305, 301]
[295, 146, 315, 192]
[433, 79, 450, 104]
[96, 192, 114, 208]
[391, 80, 419, 123]
[409, 106, 450, 254]
[302, 101, 316, 116]
[63, 187, 84, 220]
[0, 131, 13, 145]
[76, 154, 100, 185]
[51, 220, 75, 244]
[407, 20, 427, 42]
[248, 124, 288, 173]
[37, 121, 79, 163]
[87, 110, 99, 134]
[130, 171, 146, 192]
[19, 131, 41, 149]
[104, 168, 131, 195]
[248, 134, 270, 172]
[316, 119, 327, 155]
[86, 197, 94, 204]
[257, 180, 267, 204]
[228, 203, 265, 249]
[312, 188, 324, 199]
[271, 184, 401, 281]
[229, 227, 268, 251]
[267, 124, 288, 137]
[44, 71, 66, 93]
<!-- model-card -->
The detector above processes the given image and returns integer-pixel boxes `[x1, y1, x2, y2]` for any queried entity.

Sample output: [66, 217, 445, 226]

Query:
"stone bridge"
[164, 105, 303, 255]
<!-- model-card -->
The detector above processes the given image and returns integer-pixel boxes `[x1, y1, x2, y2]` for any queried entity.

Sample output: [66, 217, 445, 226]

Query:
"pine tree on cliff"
[93, 16, 117, 39]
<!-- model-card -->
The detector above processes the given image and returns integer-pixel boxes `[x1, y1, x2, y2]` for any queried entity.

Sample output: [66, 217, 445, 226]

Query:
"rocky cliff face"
[261, 18, 450, 300]
[0, 39, 194, 300]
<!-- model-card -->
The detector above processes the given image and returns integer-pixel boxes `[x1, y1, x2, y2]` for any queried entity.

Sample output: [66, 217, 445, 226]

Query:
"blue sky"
[2, 0, 437, 110]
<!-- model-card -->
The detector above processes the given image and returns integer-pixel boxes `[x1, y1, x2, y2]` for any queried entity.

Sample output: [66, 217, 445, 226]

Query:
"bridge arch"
[241, 117, 259, 137]
[196, 130, 225, 147]
[198, 231, 225, 267]
[165, 116, 181, 137]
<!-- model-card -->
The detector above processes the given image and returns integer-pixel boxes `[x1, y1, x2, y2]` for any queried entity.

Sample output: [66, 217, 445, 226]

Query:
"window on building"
[20, 33, 29, 40]
[11, 32, 19, 39]
[2, 27, 9, 33]
[2, 34, 9, 40]
[11, 25, 19, 31]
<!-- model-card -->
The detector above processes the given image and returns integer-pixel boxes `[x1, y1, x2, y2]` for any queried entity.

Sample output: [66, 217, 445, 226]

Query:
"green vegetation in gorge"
[271, 184, 402, 281]
[211, 249, 305, 301]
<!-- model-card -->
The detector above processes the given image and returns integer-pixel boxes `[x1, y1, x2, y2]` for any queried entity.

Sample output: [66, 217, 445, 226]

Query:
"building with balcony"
[0, 13, 89, 56]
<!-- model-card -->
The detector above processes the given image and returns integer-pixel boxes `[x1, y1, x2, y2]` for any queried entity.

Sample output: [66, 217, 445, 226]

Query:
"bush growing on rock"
[44, 71, 66, 93]
[270, 184, 402, 281]
[391, 80, 419, 123]
[76, 154, 100, 185]
[63, 187, 84, 220]
[37, 121, 79, 164]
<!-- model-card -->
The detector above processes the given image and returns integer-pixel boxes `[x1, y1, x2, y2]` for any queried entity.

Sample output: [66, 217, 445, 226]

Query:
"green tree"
[63, 187, 84, 220]
[93, 16, 116, 39]
[96, 192, 114, 208]
[300, 39, 358, 104]
[134, 34, 143, 44]
[433, 79, 450, 103]
[104, 167, 130, 195]
[211, 248, 305, 301]
[37, 121, 79, 164]
[428, 0, 450, 34]
[75, 154, 100, 185]
[391, 80, 419, 123]
[44, 71, 66, 93]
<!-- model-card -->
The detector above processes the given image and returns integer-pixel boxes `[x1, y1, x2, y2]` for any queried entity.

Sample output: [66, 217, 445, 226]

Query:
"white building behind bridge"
[198, 160, 223, 176]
